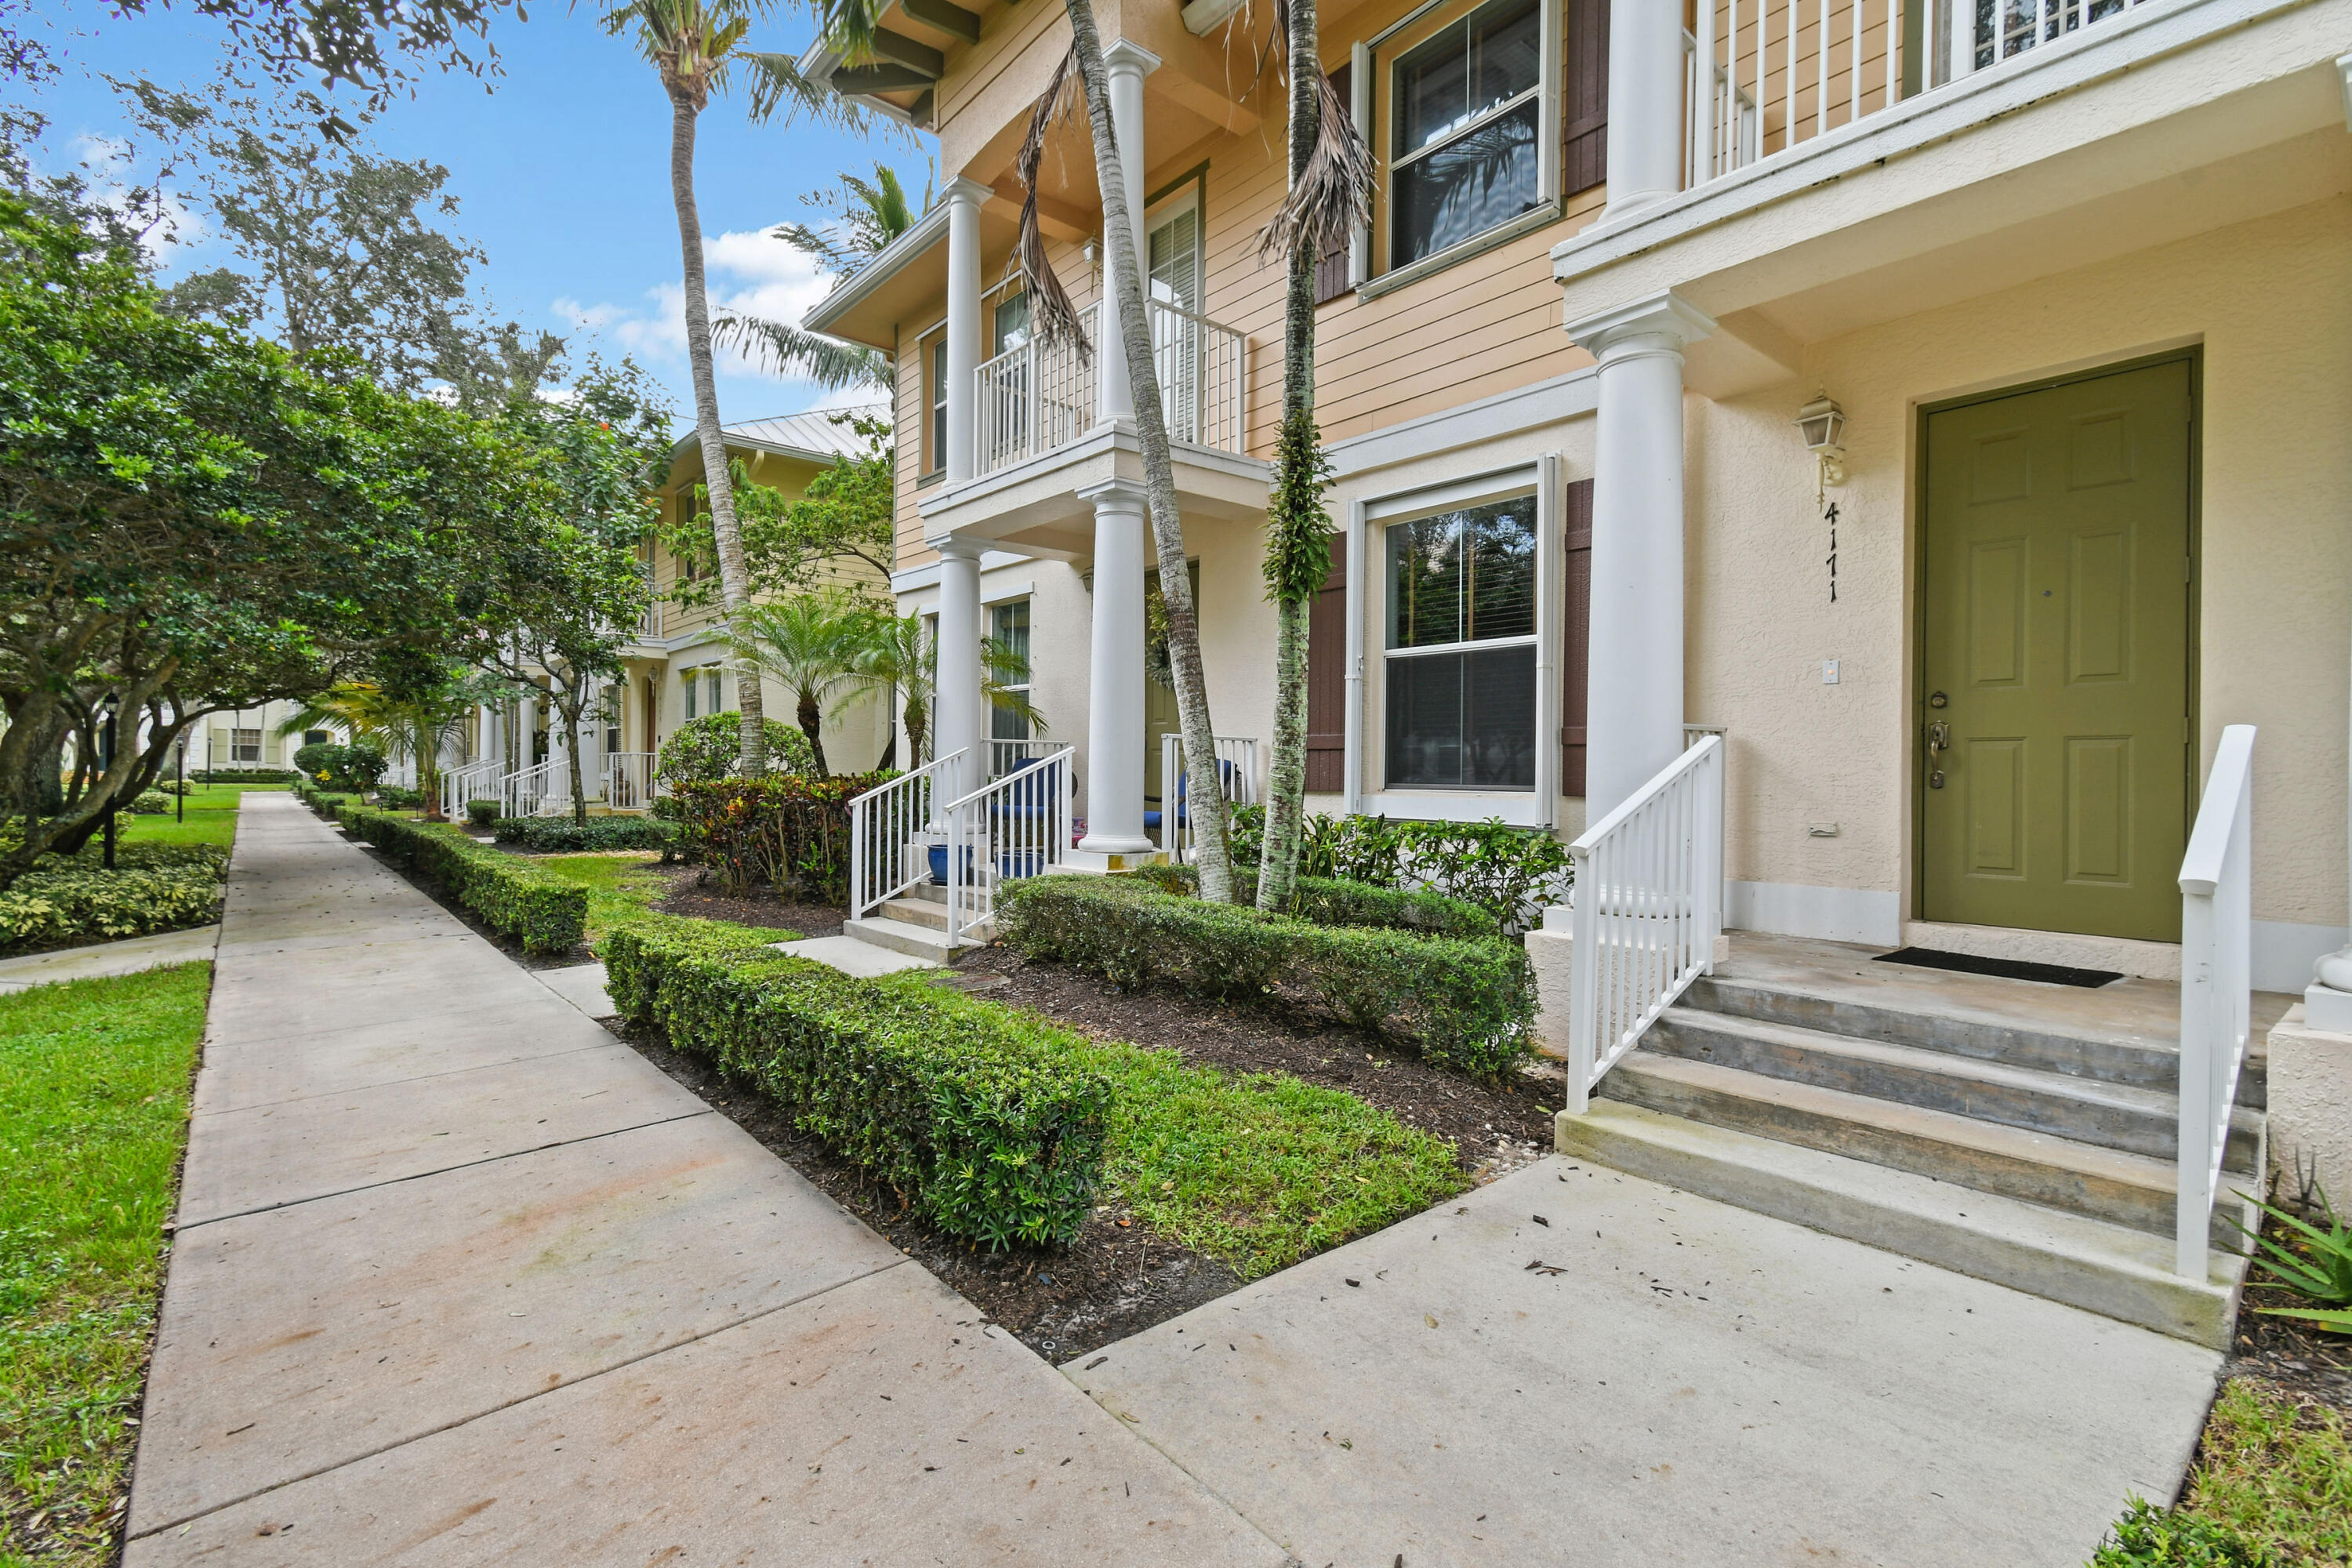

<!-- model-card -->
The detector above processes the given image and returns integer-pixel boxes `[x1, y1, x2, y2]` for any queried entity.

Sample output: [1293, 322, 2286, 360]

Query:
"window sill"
[1359, 789, 1547, 828]
[917, 470, 944, 489]
[1357, 200, 1565, 302]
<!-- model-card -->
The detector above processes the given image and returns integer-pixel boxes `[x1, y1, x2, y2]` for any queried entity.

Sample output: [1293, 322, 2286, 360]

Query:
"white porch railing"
[439, 758, 505, 818]
[1149, 299, 1248, 456]
[502, 758, 569, 818]
[2175, 723, 2255, 1279]
[989, 738, 1061, 780]
[603, 750, 659, 811]
[1155, 733, 1260, 865]
[1684, 0, 2164, 193]
[848, 749, 967, 920]
[942, 746, 1076, 942]
[1564, 734, 1726, 1115]
[976, 303, 1099, 477]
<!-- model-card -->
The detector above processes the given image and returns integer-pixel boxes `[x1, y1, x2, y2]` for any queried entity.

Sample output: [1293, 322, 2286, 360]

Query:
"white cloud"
[555, 228, 835, 381]
[66, 132, 206, 263]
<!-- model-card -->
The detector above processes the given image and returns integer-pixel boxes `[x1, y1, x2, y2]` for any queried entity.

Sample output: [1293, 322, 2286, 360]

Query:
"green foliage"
[375, 785, 424, 809]
[656, 712, 814, 794]
[2092, 1498, 2274, 1567]
[465, 799, 501, 827]
[0, 845, 226, 952]
[1000, 875, 1535, 1076]
[2232, 1185, 2352, 1334]
[128, 790, 170, 815]
[492, 816, 677, 853]
[1230, 806, 1571, 932]
[0, 964, 209, 1565]
[290, 776, 356, 815]
[187, 768, 298, 784]
[1262, 405, 1336, 606]
[729, 586, 879, 776]
[669, 419, 896, 612]
[670, 773, 891, 903]
[334, 801, 586, 953]
[604, 916, 1112, 1248]
[1131, 863, 1494, 941]
[2158, 1379, 2352, 1564]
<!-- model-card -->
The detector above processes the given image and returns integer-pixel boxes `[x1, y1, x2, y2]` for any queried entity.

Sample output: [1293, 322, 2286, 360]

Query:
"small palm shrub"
[466, 799, 501, 828]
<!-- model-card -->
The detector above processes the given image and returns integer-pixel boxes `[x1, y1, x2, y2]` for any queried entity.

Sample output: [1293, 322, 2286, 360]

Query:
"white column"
[518, 691, 539, 767]
[1602, 0, 1686, 221]
[1095, 41, 1160, 426]
[933, 539, 986, 798]
[943, 177, 988, 484]
[1076, 478, 1153, 856]
[1567, 291, 1715, 820]
[2309, 687, 2352, 1029]
[477, 704, 495, 768]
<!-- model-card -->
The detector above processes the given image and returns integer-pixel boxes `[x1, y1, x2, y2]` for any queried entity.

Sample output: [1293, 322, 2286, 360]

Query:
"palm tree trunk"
[1060, 0, 1238, 902]
[797, 688, 829, 776]
[1257, 0, 1328, 913]
[666, 85, 769, 775]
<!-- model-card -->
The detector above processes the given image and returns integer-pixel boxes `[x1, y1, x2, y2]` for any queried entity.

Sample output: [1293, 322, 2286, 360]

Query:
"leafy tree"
[663, 412, 894, 608]
[601, 0, 860, 777]
[278, 662, 499, 817]
[0, 195, 558, 884]
[715, 162, 918, 390]
[656, 710, 812, 792]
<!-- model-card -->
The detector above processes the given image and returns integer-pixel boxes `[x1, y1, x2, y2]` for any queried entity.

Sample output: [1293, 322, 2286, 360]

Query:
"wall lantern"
[1795, 393, 1848, 490]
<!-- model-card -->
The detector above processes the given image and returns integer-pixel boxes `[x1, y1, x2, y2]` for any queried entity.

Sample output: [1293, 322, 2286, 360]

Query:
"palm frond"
[1012, 41, 1090, 356]
[739, 49, 864, 130]
[818, 0, 884, 66]
[1255, 0, 1374, 261]
[715, 314, 894, 390]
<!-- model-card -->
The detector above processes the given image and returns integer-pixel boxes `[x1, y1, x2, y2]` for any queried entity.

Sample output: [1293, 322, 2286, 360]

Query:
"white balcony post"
[517, 691, 539, 768]
[1604, 0, 1687, 219]
[1568, 291, 1715, 820]
[944, 177, 988, 484]
[933, 538, 986, 800]
[1076, 477, 1154, 856]
[1096, 40, 1159, 426]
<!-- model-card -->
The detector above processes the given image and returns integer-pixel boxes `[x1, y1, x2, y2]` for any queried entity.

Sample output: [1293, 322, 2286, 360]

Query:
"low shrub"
[465, 799, 501, 828]
[335, 801, 586, 954]
[291, 777, 355, 815]
[0, 844, 227, 952]
[1227, 806, 1571, 934]
[1130, 863, 1494, 941]
[492, 816, 677, 854]
[673, 772, 892, 903]
[656, 712, 815, 796]
[292, 742, 384, 793]
[188, 768, 297, 784]
[127, 789, 170, 815]
[153, 779, 191, 797]
[374, 785, 424, 810]
[604, 916, 1111, 1247]
[1000, 875, 1534, 1076]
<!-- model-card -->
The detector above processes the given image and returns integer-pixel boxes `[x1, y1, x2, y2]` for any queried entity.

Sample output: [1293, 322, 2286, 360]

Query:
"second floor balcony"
[973, 297, 1250, 479]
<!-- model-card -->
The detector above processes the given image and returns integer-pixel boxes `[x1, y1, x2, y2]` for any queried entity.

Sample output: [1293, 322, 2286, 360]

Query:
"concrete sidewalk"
[1075, 1154, 2223, 1568]
[0, 923, 219, 992]
[125, 793, 1287, 1566]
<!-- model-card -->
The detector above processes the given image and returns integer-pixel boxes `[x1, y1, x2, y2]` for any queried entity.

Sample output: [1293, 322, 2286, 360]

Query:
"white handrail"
[1154, 733, 1259, 864]
[941, 745, 1075, 942]
[439, 758, 505, 818]
[603, 750, 659, 812]
[1147, 299, 1249, 456]
[502, 758, 568, 818]
[848, 749, 967, 920]
[2176, 723, 2255, 1278]
[975, 303, 1099, 477]
[988, 738, 1061, 780]
[1565, 734, 1726, 1114]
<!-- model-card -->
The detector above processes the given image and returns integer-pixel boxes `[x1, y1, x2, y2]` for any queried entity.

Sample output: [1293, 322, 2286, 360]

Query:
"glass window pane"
[1394, 20, 1470, 159]
[1463, 496, 1536, 640]
[1463, 644, 1536, 788]
[993, 292, 1029, 354]
[1392, 96, 1541, 267]
[1470, 0, 1541, 118]
[1385, 653, 1465, 787]
[1148, 209, 1199, 312]
[1387, 514, 1463, 649]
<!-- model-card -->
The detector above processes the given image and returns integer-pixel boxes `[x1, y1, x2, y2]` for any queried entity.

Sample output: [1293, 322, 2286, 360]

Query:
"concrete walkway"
[125, 793, 1287, 1566]
[0, 923, 220, 992]
[1076, 1154, 2223, 1567]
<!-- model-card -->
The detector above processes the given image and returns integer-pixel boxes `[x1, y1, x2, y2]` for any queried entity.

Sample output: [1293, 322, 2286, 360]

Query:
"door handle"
[1926, 721, 1951, 790]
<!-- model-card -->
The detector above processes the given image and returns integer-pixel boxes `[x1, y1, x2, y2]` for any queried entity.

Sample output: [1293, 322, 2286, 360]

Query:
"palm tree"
[715, 162, 922, 390]
[601, 0, 857, 777]
[728, 589, 869, 775]
[278, 676, 485, 819]
[1253, 0, 1371, 911]
[842, 608, 1044, 773]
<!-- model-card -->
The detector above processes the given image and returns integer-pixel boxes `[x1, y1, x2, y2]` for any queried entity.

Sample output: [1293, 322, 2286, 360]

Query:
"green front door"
[1918, 358, 2194, 942]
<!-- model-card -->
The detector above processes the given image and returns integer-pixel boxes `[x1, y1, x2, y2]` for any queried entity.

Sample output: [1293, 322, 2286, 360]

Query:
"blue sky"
[12, 0, 927, 430]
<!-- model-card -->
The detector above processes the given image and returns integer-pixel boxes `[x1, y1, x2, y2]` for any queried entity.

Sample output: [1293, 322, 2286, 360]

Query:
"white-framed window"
[989, 598, 1032, 742]
[231, 728, 263, 764]
[1381, 489, 1539, 791]
[681, 666, 698, 720]
[927, 336, 948, 475]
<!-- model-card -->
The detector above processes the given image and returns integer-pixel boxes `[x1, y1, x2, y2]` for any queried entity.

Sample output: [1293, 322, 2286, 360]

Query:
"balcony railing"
[972, 298, 1250, 480]
[1684, 0, 2163, 191]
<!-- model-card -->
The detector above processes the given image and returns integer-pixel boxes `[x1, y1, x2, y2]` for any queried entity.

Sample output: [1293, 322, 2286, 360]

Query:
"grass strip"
[522, 852, 720, 952]
[117, 781, 282, 853]
[2179, 1379, 2350, 1563]
[0, 964, 209, 1566]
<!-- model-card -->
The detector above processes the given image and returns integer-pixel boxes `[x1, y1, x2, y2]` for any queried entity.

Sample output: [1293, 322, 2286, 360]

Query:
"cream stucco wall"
[1690, 193, 2352, 981]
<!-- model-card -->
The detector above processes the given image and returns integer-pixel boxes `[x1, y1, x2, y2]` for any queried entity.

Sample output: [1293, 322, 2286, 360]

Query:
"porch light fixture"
[1795, 393, 1848, 490]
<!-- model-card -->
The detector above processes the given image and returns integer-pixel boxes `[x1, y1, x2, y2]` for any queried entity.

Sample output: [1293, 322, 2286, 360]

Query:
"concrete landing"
[786, 932, 941, 977]
[535, 958, 615, 1017]
[0, 923, 220, 991]
[126, 793, 1283, 1566]
[1074, 1155, 2223, 1568]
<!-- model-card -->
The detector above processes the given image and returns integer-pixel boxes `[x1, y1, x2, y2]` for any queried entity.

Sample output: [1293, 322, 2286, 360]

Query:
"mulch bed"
[648, 865, 845, 938]
[2221, 1198, 2352, 1418]
[607, 1015, 1242, 1364]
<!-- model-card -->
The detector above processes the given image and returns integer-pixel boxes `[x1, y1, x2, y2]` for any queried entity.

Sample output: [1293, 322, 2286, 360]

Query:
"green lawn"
[523, 852, 705, 951]
[0, 964, 210, 1568]
[117, 781, 285, 852]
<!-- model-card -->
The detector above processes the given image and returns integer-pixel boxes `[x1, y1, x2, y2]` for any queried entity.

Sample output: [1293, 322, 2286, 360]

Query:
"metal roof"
[670, 406, 891, 467]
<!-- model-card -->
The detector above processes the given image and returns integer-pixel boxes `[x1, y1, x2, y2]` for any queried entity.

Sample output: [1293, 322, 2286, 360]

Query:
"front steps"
[840, 880, 986, 965]
[1557, 942, 2265, 1347]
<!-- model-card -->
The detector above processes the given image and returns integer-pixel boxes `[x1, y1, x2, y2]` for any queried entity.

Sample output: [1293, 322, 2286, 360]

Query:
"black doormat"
[1873, 946, 2125, 989]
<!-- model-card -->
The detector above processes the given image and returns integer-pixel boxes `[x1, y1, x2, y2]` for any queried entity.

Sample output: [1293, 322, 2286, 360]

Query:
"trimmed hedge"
[999, 875, 1534, 1076]
[335, 801, 587, 954]
[492, 815, 677, 853]
[291, 778, 355, 815]
[0, 844, 227, 951]
[672, 772, 892, 903]
[604, 916, 1111, 1247]
[189, 768, 298, 783]
[1128, 863, 1494, 942]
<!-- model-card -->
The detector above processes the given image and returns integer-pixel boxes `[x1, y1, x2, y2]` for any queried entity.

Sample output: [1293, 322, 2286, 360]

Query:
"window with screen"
[1389, 0, 1543, 269]
[1384, 493, 1537, 789]
[230, 728, 263, 763]
[989, 599, 1032, 742]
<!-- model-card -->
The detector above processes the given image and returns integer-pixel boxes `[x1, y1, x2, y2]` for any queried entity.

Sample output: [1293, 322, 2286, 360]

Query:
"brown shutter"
[1562, 477, 1593, 797]
[1563, 0, 1609, 198]
[1314, 64, 1355, 306]
[1305, 532, 1348, 793]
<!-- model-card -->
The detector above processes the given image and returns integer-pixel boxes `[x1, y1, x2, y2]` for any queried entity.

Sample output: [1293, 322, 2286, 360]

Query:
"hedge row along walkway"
[123, 793, 1285, 1566]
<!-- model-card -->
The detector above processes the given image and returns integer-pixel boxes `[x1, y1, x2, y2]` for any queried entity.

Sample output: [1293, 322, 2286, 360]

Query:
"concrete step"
[1600, 1051, 2261, 1247]
[898, 880, 949, 906]
[881, 896, 951, 931]
[1683, 972, 2268, 1109]
[1555, 1098, 2249, 1348]
[842, 916, 975, 964]
[1646, 1007, 2263, 1174]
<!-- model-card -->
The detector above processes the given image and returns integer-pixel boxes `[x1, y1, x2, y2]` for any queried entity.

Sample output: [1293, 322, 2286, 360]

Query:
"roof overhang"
[800, 198, 951, 351]
[797, 0, 982, 130]
[665, 429, 842, 470]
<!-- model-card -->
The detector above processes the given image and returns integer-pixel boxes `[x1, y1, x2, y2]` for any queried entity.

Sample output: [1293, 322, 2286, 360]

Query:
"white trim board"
[890, 550, 1033, 596]
[1327, 366, 1598, 481]
[1727, 880, 1904, 947]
